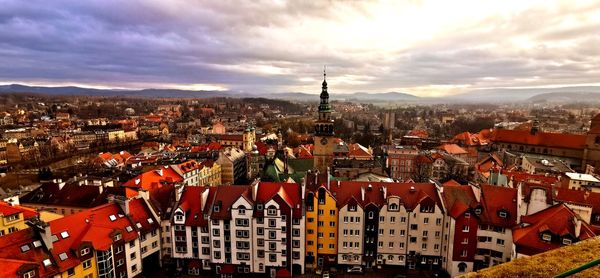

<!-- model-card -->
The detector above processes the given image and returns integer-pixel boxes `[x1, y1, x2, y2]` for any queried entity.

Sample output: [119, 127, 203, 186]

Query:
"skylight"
[20, 244, 30, 252]
[59, 252, 68, 261]
[126, 226, 133, 232]
[109, 215, 117, 221]
[136, 223, 142, 229]
[33, 240, 42, 248]
[147, 218, 154, 224]
[43, 259, 52, 266]
[60, 231, 69, 238]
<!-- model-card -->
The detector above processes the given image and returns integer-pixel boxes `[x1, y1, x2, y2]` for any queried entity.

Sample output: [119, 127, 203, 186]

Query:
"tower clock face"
[320, 137, 328, 145]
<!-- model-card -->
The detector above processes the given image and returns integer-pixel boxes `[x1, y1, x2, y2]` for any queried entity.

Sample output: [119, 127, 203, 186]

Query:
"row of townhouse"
[0, 196, 160, 278]
[170, 182, 305, 277]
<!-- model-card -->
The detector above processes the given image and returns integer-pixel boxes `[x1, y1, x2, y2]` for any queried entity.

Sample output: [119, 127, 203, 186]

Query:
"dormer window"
[542, 233, 552, 242]
[562, 238, 572, 245]
[114, 233, 122, 242]
[214, 206, 220, 212]
[389, 203, 399, 211]
[267, 207, 277, 216]
[238, 206, 246, 215]
[257, 204, 263, 210]
[498, 211, 508, 218]
[175, 213, 184, 222]
[81, 247, 90, 256]
[474, 208, 482, 215]
[348, 205, 357, 212]
[464, 212, 471, 218]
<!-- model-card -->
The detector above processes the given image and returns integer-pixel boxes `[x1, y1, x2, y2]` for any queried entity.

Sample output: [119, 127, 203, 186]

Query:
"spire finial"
[323, 65, 326, 80]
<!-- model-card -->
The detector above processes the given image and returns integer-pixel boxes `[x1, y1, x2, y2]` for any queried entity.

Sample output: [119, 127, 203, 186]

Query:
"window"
[542, 233, 552, 242]
[563, 238, 572, 245]
[269, 254, 277, 262]
[401, 217, 406, 223]
[23, 270, 36, 278]
[462, 225, 469, 232]
[117, 259, 124, 267]
[329, 221, 335, 227]
[464, 212, 470, 218]
[267, 208, 277, 215]
[116, 245, 123, 254]
[389, 229, 395, 236]
[436, 218, 442, 225]
[458, 262, 467, 272]
[67, 268, 75, 277]
[499, 211, 508, 218]
[422, 243, 427, 250]
[130, 252, 136, 260]
[410, 224, 418, 230]
[83, 259, 92, 269]
[390, 216, 396, 223]
[131, 264, 138, 273]
[461, 250, 467, 257]
[389, 203, 399, 211]
[368, 211, 374, 219]
[330, 210, 335, 215]
[80, 247, 90, 256]
[113, 234, 122, 242]
[462, 238, 468, 244]
[257, 227, 264, 235]
[329, 243, 335, 249]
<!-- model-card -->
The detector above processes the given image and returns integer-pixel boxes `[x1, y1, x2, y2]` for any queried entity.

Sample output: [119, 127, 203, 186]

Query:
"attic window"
[114, 234, 122, 242]
[136, 223, 143, 229]
[498, 211, 508, 218]
[147, 218, 154, 224]
[257, 204, 263, 210]
[109, 215, 117, 221]
[43, 259, 52, 267]
[20, 244, 30, 252]
[542, 234, 552, 242]
[474, 208, 482, 215]
[214, 206, 220, 212]
[33, 240, 42, 248]
[60, 231, 70, 239]
[126, 226, 133, 232]
[563, 238, 572, 245]
[59, 252, 68, 261]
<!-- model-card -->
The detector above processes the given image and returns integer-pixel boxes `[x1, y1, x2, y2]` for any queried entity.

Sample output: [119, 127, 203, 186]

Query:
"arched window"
[458, 262, 467, 272]
[389, 203, 399, 211]
[368, 211, 374, 219]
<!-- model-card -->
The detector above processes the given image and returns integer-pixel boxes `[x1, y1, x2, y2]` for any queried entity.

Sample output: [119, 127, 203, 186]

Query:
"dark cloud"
[0, 0, 599, 95]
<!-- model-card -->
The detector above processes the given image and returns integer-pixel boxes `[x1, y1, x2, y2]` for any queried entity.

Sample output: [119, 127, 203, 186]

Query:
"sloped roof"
[439, 143, 468, 155]
[0, 229, 59, 277]
[0, 201, 38, 218]
[122, 166, 183, 190]
[210, 186, 251, 220]
[513, 204, 597, 256]
[177, 186, 215, 226]
[128, 198, 160, 233]
[555, 188, 600, 218]
[491, 129, 587, 150]
[442, 184, 478, 219]
[48, 203, 138, 271]
[256, 182, 303, 218]
[479, 184, 518, 227]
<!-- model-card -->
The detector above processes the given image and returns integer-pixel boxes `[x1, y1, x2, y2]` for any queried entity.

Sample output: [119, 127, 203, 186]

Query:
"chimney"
[382, 185, 387, 199]
[361, 187, 365, 201]
[109, 195, 130, 215]
[326, 167, 331, 191]
[573, 216, 582, 238]
[27, 218, 53, 250]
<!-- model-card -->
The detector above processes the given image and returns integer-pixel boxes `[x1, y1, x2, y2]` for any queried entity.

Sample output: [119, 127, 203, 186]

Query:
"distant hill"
[0, 84, 420, 102]
[526, 92, 600, 103]
[451, 86, 600, 103]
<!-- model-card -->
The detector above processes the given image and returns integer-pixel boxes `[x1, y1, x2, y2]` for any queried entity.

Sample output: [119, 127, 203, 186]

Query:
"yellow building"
[0, 202, 38, 236]
[60, 254, 97, 278]
[305, 185, 338, 271]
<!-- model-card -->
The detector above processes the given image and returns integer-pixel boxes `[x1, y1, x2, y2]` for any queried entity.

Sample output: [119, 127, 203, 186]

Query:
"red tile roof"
[513, 204, 597, 256]
[256, 182, 303, 218]
[554, 188, 600, 218]
[122, 166, 183, 190]
[503, 170, 559, 185]
[0, 201, 38, 219]
[491, 129, 587, 150]
[442, 184, 478, 219]
[177, 186, 214, 226]
[0, 229, 59, 277]
[479, 185, 518, 227]
[128, 198, 160, 233]
[210, 186, 251, 220]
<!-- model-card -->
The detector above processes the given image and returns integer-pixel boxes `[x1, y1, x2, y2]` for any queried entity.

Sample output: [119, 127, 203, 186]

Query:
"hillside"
[462, 237, 600, 278]
[526, 92, 600, 103]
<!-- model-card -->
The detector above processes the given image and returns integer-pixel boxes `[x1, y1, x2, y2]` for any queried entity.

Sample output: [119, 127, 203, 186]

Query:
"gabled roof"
[210, 186, 251, 220]
[347, 143, 373, 159]
[479, 184, 518, 227]
[442, 184, 478, 219]
[503, 170, 559, 185]
[491, 129, 587, 150]
[177, 186, 214, 226]
[555, 188, 600, 218]
[20, 183, 124, 209]
[256, 182, 303, 218]
[513, 204, 597, 256]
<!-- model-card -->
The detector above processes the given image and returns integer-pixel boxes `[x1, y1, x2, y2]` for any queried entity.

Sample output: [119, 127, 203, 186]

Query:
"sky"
[1, 0, 600, 97]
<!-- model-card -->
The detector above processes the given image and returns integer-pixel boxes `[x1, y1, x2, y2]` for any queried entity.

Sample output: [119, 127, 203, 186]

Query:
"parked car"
[348, 266, 363, 273]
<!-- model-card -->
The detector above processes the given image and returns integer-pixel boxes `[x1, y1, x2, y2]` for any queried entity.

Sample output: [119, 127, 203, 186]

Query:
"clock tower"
[313, 68, 336, 172]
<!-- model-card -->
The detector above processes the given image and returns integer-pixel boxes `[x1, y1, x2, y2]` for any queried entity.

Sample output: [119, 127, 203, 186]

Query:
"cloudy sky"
[1, 0, 599, 96]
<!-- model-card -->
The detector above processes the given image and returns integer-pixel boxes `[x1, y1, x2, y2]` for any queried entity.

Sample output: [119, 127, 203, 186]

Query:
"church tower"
[313, 68, 336, 172]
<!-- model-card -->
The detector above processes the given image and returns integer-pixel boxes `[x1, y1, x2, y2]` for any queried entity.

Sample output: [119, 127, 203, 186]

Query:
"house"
[561, 172, 600, 192]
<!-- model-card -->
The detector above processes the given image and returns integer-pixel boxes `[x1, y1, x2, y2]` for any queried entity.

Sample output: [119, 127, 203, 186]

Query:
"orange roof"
[0, 202, 38, 219]
[491, 129, 587, 150]
[122, 166, 183, 190]
[347, 143, 373, 159]
[438, 143, 468, 155]
[408, 129, 428, 139]
[0, 229, 59, 277]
